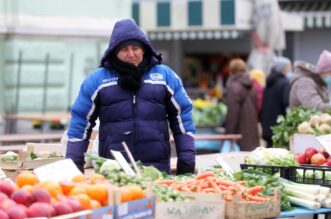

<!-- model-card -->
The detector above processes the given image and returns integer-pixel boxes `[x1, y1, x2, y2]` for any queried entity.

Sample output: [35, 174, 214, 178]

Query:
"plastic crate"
[288, 165, 331, 187]
[240, 164, 289, 178]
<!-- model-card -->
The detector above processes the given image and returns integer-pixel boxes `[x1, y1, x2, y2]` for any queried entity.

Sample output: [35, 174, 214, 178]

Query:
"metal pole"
[67, 52, 74, 111]
[10, 50, 23, 133]
[41, 53, 50, 133]
[14, 50, 23, 115]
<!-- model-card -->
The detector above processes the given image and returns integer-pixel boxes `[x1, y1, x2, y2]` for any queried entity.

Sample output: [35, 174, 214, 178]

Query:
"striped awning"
[148, 30, 243, 41]
[280, 1, 331, 28]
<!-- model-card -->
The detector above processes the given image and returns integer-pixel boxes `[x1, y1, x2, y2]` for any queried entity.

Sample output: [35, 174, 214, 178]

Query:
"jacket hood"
[100, 19, 162, 67]
[266, 68, 286, 86]
[294, 60, 318, 75]
[291, 60, 326, 87]
[228, 73, 252, 89]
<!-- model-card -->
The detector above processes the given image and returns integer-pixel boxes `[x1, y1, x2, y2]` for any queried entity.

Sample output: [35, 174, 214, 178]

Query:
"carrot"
[224, 194, 233, 201]
[157, 180, 176, 186]
[201, 188, 215, 193]
[195, 171, 215, 180]
[247, 195, 266, 202]
[201, 181, 209, 189]
[248, 186, 263, 196]
[208, 179, 222, 193]
[236, 181, 247, 186]
[215, 180, 236, 187]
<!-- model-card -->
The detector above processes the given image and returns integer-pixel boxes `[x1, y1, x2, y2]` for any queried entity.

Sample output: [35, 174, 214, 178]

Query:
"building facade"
[132, 0, 302, 96]
[0, 0, 132, 114]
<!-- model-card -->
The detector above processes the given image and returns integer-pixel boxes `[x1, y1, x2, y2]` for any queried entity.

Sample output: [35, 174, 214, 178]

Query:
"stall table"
[0, 133, 63, 145]
[3, 113, 70, 133]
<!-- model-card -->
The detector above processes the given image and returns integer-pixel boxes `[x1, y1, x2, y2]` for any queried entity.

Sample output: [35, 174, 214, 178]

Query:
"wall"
[1, 0, 131, 18]
[293, 29, 331, 64]
[0, 0, 131, 113]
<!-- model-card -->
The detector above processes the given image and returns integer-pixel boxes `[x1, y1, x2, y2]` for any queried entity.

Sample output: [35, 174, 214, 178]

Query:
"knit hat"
[273, 57, 291, 73]
[115, 40, 145, 55]
[317, 50, 331, 74]
[249, 69, 265, 87]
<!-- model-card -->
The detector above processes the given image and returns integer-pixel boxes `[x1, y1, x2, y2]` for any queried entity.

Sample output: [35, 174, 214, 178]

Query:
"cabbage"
[141, 166, 163, 181]
[99, 159, 121, 175]
[246, 147, 297, 166]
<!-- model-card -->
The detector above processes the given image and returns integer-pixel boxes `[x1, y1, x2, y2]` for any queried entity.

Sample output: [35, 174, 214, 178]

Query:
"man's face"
[117, 45, 144, 66]
[283, 64, 292, 75]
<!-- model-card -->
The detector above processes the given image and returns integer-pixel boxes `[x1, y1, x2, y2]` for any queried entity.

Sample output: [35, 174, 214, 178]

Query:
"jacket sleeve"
[282, 80, 291, 108]
[65, 75, 100, 172]
[164, 66, 196, 174]
[294, 78, 331, 110]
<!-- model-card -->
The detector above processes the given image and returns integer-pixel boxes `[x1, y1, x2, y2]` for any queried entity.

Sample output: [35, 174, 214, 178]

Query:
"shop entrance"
[182, 53, 248, 99]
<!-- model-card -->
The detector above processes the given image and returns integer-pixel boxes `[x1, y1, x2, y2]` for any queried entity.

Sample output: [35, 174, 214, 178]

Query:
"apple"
[318, 146, 326, 153]
[326, 159, 331, 166]
[305, 147, 318, 160]
[320, 151, 330, 160]
[311, 153, 327, 166]
[296, 153, 309, 164]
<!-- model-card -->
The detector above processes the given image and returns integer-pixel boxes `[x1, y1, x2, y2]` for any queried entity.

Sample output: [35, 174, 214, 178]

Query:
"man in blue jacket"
[65, 19, 196, 174]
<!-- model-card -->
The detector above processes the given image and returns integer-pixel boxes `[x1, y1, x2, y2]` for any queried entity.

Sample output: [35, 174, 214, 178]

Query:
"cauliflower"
[320, 113, 331, 125]
[318, 123, 331, 134]
[246, 147, 297, 166]
[298, 121, 312, 134]
[309, 115, 321, 128]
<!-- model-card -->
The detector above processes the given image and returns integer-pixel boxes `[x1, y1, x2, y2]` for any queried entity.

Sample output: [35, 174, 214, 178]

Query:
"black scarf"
[103, 53, 151, 91]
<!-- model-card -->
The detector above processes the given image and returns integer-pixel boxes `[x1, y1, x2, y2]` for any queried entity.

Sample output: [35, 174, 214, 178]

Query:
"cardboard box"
[155, 192, 225, 219]
[114, 197, 155, 219]
[225, 190, 281, 219]
[289, 134, 322, 153]
[51, 206, 113, 219]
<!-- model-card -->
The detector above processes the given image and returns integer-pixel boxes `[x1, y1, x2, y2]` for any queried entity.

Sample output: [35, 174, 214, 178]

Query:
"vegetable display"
[297, 113, 331, 135]
[271, 107, 317, 147]
[246, 147, 297, 167]
[192, 98, 227, 127]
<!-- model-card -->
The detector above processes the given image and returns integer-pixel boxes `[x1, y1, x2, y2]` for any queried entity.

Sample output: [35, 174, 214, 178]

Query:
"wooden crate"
[155, 192, 225, 219]
[225, 190, 281, 219]
[0, 143, 65, 179]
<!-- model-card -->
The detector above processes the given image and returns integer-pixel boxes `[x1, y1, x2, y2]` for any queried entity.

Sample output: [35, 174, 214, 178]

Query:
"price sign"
[316, 134, 331, 155]
[216, 157, 235, 178]
[34, 159, 82, 182]
[111, 150, 136, 177]
[0, 168, 6, 179]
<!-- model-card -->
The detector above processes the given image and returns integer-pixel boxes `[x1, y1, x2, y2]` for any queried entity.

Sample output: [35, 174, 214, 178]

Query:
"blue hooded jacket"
[66, 19, 196, 173]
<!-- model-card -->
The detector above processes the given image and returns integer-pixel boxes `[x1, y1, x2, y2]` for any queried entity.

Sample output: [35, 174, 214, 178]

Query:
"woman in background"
[224, 59, 259, 151]
[290, 50, 331, 110]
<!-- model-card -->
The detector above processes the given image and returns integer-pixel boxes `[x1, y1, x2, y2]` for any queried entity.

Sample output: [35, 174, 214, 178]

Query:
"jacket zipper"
[132, 91, 137, 154]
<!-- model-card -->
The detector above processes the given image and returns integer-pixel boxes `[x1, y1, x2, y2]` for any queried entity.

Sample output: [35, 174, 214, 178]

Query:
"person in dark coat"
[65, 19, 196, 174]
[261, 57, 292, 147]
[224, 58, 259, 151]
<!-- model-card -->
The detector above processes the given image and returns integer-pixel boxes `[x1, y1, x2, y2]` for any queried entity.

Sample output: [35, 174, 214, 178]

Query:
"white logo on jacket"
[150, 73, 163, 81]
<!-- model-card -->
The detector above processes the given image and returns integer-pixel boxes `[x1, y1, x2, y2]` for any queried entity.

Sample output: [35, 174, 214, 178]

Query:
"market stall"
[2, 109, 331, 219]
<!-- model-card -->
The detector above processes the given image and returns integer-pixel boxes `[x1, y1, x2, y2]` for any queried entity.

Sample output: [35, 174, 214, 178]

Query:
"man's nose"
[127, 48, 135, 57]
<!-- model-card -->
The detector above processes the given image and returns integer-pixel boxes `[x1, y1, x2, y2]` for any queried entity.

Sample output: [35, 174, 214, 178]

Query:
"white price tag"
[216, 157, 235, 177]
[111, 150, 136, 177]
[316, 134, 331, 155]
[33, 159, 82, 182]
[117, 203, 128, 216]
[0, 168, 7, 179]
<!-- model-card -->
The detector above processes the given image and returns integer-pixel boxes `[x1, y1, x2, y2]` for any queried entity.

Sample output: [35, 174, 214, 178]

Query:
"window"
[188, 0, 202, 26]
[132, 2, 140, 26]
[157, 1, 170, 27]
[220, 0, 235, 25]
